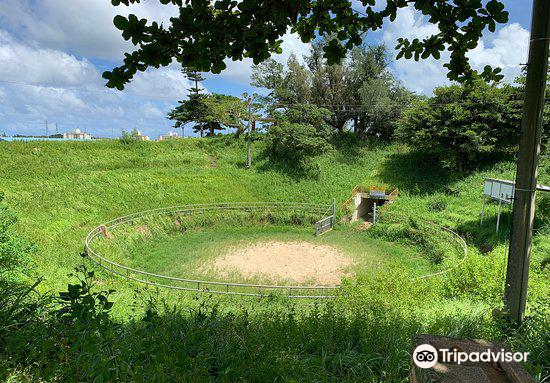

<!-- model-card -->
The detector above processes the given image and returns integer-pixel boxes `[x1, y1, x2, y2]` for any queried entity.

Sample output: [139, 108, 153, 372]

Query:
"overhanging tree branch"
[104, 0, 510, 90]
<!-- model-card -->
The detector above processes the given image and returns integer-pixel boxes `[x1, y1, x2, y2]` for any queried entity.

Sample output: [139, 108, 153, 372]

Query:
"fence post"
[480, 196, 486, 224]
[373, 202, 377, 225]
[496, 198, 503, 233]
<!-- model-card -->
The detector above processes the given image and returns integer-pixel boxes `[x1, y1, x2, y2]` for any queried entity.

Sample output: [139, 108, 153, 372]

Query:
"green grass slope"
[0, 138, 550, 294]
[0, 138, 547, 291]
[0, 137, 548, 382]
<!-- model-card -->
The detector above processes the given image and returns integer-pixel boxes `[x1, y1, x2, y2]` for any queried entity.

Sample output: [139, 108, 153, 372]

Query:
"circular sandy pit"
[203, 241, 353, 285]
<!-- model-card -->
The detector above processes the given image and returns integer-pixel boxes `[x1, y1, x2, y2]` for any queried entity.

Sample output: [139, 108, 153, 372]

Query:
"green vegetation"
[93, 223, 436, 283]
[252, 43, 412, 140]
[0, 192, 34, 285]
[119, 128, 144, 144]
[397, 78, 550, 170]
[104, 0, 508, 88]
[0, 138, 548, 382]
[169, 92, 247, 137]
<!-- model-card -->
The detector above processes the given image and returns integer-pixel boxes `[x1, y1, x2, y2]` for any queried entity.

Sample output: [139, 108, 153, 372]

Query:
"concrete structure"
[63, 128, 91, 140]
[350, 186, 398, 223]
[158, 131, 179, 140]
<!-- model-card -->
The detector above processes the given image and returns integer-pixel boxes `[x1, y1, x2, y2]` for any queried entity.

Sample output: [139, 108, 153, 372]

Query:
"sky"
[0, 0, 533, 138]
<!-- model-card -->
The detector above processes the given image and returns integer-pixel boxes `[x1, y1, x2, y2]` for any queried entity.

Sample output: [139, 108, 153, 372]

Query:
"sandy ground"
[206, 241, 352, 285]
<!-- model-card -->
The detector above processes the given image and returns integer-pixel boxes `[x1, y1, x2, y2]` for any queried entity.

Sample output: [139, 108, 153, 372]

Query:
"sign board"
[481, 178, 550, 232]
[483, 178, 514, 204]
[370, 186, 386, 198]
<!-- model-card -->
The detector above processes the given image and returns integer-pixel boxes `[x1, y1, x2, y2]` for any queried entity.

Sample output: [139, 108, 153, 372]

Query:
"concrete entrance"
[350, 187, 398, 223]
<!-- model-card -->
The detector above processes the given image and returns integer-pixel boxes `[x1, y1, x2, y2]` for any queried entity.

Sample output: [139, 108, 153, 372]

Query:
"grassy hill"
[0, 137, 548, 382]
[1, 137, 547, 288]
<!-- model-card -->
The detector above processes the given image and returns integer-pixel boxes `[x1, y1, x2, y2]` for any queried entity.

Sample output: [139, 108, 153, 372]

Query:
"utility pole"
[504, 0, 550, 323]
[246, 95, 254, 168]
[45, 119, 48, 137]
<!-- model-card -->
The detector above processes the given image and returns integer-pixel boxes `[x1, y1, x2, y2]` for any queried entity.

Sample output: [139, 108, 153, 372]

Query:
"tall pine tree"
[184, 68, 206, 137]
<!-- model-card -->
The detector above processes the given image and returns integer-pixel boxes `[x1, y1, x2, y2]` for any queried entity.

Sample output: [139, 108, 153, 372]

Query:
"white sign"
[484, 179, 514, 204]
[369, 186, 386, 198]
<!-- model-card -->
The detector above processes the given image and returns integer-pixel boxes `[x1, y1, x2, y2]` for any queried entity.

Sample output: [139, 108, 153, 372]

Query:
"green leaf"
[113, 15, 128, 31]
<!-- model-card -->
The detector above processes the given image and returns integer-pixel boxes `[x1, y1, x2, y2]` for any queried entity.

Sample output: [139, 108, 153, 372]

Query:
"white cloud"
[0, 0, 178, 60]
[0, 0, 310, 89]
[142, 102, 164, 119]
[468, 23, 529, 82]
[127, 67, 192, 99]
[383, 7, 529, 94]
[216, 31, 311, 85]
[0, 30, 100, 88]
[278, 32, 311, 64]
[382, 7, 449, 94]
[0, 29, 181, 138]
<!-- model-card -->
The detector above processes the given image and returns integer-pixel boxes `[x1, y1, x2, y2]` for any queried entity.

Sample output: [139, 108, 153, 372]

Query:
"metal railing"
[316, 198, 336, 236]
[83, 202, 468, 299]
[374, 211, 468, 279]
[415, 225, 468, 279]
[85, 202, 339, 299]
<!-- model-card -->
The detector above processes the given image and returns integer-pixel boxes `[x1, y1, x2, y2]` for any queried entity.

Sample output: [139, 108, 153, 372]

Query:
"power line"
[273, 101, 531, 111]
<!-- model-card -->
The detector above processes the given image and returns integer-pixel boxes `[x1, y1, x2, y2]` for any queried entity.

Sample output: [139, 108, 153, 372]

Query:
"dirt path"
[205, 241, 353, 285]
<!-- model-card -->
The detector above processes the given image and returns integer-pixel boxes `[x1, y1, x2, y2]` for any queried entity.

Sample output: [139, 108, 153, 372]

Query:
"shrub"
[397, 81, 520, 170]
[267, 122, 332, 161]
[442, 251, 503, 302]
[119, 129, 143, 144]
[0, 192, 34, 284]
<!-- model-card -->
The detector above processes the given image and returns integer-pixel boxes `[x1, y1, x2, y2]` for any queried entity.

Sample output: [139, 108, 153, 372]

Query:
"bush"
[0, 192, 34, 284]
[119, 129, 143, 144]
[397, 81, 520, 170]
[267, 122, 332, 161]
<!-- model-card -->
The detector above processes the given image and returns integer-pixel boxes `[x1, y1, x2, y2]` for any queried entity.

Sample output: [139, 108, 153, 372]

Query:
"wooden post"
[246, 96, 253, 168]
[496, 199, 502, 233]
[505, 0, 550, 323]
[480, 196, 486, 224]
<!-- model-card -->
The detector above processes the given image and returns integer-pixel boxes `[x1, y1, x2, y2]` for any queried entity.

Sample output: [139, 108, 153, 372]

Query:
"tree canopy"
[265, 103, 334, 176]
[252, 42, 413, 140]
[397, 80, 521, 170]
[104, 0, 509, 90]
[168, 93, 247, 136]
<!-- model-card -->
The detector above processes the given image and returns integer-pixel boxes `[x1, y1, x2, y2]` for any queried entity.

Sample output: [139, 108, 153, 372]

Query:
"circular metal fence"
[84, 202, 468, 299]
[84, 202, 338, 299]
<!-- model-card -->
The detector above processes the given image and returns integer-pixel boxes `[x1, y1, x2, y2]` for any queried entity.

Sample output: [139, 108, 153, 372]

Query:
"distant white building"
[134, 130, 150, 141]
[63, 128, 91, 140]
[158, 131, 179, 141]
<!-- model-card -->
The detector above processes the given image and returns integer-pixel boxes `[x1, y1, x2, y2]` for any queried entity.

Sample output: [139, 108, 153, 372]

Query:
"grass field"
[0, 137, 548, 382]
[92, 223, 436, 283]
[1, 137, 547, 288]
